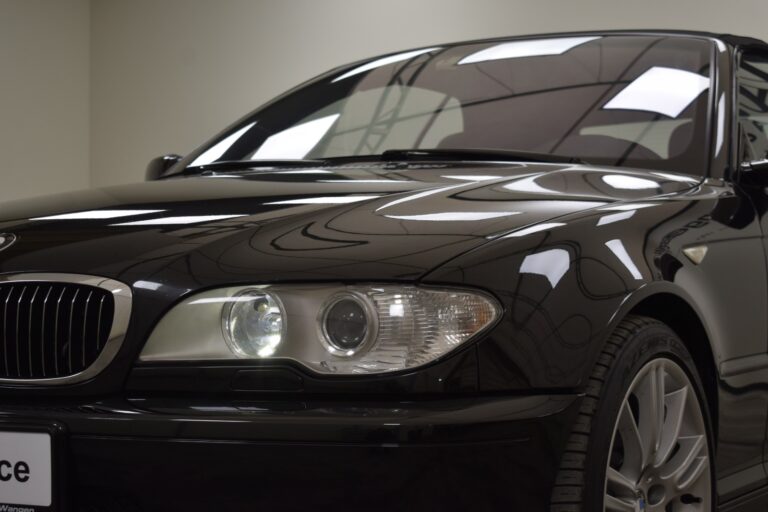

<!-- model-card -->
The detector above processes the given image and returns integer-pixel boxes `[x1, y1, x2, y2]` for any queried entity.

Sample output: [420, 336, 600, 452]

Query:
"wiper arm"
[324, 148, 586, 165]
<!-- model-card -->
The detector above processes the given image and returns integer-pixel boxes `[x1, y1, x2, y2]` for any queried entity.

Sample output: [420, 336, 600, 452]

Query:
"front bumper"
[0, 394, 580, 511]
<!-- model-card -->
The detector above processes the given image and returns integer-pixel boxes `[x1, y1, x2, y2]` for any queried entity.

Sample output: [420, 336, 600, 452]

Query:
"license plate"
[0, 431, 52, 509]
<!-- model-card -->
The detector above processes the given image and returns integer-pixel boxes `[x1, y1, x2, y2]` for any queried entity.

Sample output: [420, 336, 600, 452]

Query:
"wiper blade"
[183, 159, 328, 173]
[180, 148, 585, 175]
[324, 148, 586, 165]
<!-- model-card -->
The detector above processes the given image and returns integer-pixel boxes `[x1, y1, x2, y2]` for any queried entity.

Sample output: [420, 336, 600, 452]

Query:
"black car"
[1, 30, 768, 512]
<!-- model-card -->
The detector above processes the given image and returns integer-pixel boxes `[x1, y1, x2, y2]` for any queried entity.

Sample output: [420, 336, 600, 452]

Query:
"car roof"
[435, 30, 768, 52]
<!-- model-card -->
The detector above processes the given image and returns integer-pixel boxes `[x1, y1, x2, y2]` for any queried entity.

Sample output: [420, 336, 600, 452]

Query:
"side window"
[738, 53, 768, 161]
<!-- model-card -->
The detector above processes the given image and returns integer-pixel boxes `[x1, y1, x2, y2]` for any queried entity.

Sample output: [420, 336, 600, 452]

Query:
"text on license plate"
[0, 431, 51, 509]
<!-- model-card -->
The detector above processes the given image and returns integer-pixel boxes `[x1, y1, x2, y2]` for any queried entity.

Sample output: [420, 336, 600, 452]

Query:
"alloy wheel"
[604, 357, 711, 511]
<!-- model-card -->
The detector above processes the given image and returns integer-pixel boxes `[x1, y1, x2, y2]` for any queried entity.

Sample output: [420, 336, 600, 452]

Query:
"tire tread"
[549, 315, 664, 510]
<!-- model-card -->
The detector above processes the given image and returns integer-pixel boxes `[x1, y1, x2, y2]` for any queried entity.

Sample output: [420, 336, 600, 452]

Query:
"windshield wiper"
[183, 159, 328, 174]
[323, 148, 587, 165]
[180, 148, 585, 176]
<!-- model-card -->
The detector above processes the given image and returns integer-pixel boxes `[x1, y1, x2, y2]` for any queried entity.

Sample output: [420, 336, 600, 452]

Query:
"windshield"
[183, 35, 714, 175]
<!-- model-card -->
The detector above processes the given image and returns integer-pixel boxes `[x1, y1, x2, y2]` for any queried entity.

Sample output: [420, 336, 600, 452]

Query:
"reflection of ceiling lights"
[651, 172, 698, 183]
[32, 209, 164, 220]
[503, 175, 553, 194]
[459, 36, 599, 65]
[597, 210, 635, 226]
[320, 179, 398, 184]
[443, 175, 503, 181]
[375, 184, 465, 212]
[715, 93, 725, 155]
[501, 222, 565, 238]
[605, 239, 642, 280]
[190, 122, 256, 167]
[280, 170, 333, 174]
[333, 48, 440, 82]
[520, 248, 570, 288]
[266, 195, 381, 205]
[253, 114, 340, 160]
[599, 203, 658, 211]
[603, 67, 709, 118]
[113, 215, 247, 226]
[386, 211, 520, 221]
[602, 175, 659, 190]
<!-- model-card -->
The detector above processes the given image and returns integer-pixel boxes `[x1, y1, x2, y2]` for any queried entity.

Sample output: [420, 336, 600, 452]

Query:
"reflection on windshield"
[190, 122, 256, 167]
[602, 67, 709, 118]
[253, 114, 339, 160]
[333, 47, 441, 82]
[182, 35, 714, 176]
[458, 36, 600, 65]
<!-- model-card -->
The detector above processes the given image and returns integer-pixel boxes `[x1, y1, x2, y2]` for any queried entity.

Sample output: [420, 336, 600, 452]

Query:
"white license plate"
[0, 431, 52, 508]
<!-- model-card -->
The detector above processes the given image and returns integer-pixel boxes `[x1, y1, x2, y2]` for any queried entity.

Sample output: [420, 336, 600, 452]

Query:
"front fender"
[422, 185, 764, 391]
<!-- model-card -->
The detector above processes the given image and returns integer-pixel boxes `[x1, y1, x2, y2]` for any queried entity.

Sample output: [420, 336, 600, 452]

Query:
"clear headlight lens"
[223, 289, 284, 358]
[140, 284, 500, 375]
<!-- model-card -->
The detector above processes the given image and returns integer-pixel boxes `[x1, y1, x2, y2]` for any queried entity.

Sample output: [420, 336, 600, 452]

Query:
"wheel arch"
[616, 286, 719, 441]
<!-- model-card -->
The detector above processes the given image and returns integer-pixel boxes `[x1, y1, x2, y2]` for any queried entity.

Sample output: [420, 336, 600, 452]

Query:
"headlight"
[140, 284, 500, 375]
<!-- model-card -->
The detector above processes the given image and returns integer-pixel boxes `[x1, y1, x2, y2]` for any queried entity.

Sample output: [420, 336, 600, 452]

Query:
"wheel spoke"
[606, 467, 636, 497]
[636, 362, 665, 467]
[656, 386, 688, 466]
[605, 494, 636, 512]
[659, 434, 707, 491]
[616, 402, 644, 479]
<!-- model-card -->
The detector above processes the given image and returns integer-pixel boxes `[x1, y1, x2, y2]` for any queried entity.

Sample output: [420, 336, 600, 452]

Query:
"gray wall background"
[2, 0, 768, 201]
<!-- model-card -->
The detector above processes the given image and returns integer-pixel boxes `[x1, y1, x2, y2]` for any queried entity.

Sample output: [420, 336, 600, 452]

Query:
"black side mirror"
[744, 159, 768, 172]
[738, 158, 768, 188]
[146, 154, 182, 181]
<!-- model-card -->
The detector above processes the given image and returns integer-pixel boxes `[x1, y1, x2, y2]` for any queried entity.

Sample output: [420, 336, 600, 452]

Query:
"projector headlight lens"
[320, 294, 376, 356]
[222, 289, 284, 358]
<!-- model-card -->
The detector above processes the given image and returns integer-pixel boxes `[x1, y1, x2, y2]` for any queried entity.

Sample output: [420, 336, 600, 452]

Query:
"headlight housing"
[140, 284, 501, 375]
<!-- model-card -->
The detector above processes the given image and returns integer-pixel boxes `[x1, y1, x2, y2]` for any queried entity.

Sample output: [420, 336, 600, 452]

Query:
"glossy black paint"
[1, 31, 768, 510]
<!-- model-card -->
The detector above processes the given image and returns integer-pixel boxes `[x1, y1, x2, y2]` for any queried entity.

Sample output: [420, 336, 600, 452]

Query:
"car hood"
[0, 162, 699, 288]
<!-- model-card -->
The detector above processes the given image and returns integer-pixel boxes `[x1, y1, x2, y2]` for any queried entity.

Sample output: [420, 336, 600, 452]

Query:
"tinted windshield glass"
[185, 35, 714, 174]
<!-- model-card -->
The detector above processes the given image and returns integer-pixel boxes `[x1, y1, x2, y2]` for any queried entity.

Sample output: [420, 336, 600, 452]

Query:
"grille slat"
[40, 286, 53, 377]
[67, 289, 79, 375]
[96, 295, 105, 352]
[2, 286, 13, 376]
[15, 286, 27, 377]
[28, 285, 39, 376]
[82, 291, 92, 368]
[0, 282, 114, 380]
[54, 288, 65, 376]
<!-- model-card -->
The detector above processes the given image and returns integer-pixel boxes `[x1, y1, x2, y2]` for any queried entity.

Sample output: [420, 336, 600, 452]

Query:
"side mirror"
[743, 159, 768, 172]
[146, 154, 182, 181]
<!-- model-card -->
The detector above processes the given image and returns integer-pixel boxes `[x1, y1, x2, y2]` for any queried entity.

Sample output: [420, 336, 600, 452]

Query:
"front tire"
[551, 315, 714, 511]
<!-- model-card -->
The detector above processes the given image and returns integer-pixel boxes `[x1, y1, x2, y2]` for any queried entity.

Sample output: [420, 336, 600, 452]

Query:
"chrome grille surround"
[0, 273, 132, 385]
